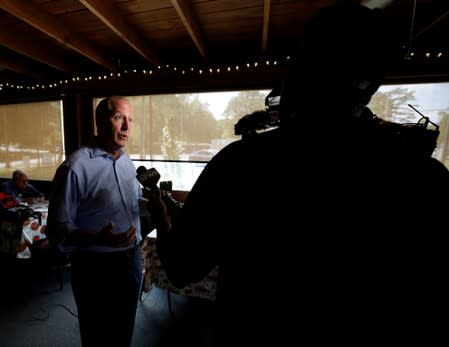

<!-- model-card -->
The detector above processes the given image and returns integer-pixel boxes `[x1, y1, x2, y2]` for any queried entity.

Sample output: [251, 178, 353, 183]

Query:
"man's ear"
[352, 80, 373, 91]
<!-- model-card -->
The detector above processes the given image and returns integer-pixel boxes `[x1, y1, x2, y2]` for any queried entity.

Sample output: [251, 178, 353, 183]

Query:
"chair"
[0, 207, 27, 257]
[0, 206, 69, 291]
[29, 239, 70, 291]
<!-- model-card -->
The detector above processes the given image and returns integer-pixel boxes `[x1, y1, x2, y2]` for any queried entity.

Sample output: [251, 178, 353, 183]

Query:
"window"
[94, 90, 270, 190]
[0, 100, 65, 181]
[368, 82, 449, 168]
[92, 83, 449, 190]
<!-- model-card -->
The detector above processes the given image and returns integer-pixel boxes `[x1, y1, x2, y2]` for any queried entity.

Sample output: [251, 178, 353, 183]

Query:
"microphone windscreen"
[136, 166, 147, 175]
[136, 167, 161, 189]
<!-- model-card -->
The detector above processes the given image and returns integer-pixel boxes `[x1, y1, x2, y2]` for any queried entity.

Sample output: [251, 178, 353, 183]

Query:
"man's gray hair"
[95, 96, 127, 130]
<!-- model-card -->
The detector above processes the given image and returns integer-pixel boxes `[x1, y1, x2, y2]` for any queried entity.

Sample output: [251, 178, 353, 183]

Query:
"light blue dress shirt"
[47, 139, 142, 253]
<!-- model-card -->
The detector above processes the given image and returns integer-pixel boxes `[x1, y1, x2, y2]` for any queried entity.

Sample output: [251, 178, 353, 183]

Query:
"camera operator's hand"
[144, 186, 172, 233]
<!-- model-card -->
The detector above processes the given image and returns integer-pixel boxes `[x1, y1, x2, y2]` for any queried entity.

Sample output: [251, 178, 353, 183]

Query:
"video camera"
[234, 88, 281, 138]
[361, 105, 440, 158]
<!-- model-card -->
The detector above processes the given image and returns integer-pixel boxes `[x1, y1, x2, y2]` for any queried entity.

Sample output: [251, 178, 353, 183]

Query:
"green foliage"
[160, 121, 184, 160]
[179, 95, 221, 142]
[435, 110, 449, 164]
[128, 94, 221, 159]
[369, 88, 416, 123]
[221, 90, 269, 137]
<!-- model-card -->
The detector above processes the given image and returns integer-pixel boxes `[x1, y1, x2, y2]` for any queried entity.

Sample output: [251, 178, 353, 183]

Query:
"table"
[0, 199, 67, 290]
[140, 230, 218, 301]
[0, 199, 48, 258]
[16, 200, 48, 259]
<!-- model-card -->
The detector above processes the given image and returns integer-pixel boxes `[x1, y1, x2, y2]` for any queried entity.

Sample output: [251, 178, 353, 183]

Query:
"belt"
[72, 244, 139, 259]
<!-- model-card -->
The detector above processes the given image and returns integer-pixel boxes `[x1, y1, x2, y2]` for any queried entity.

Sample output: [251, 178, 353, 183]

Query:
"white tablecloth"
[16, 201, 48, 259]
[141, 230, 218, 301]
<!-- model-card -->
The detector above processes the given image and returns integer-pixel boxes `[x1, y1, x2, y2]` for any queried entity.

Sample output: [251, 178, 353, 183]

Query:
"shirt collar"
[88, 136, 125, 159]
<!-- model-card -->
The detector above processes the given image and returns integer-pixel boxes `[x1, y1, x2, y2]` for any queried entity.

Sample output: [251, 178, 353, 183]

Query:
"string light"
[2, 52, 440, 94]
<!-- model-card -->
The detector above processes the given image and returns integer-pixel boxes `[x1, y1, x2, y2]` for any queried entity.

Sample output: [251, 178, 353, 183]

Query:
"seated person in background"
[0, 169, 44, 199]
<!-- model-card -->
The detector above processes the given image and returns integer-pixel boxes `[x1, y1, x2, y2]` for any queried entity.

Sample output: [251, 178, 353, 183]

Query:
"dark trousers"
[71, 246, 142, 347]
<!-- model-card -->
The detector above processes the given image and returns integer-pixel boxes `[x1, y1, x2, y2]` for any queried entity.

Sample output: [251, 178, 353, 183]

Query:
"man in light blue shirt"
[47, 96, 143, 347]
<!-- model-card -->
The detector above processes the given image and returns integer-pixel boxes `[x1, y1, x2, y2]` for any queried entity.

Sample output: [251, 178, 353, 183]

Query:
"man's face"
[102, 98, 134, 151]
[14, 174, 28, 191]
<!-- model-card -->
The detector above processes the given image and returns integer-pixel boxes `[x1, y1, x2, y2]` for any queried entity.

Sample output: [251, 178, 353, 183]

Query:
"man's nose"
[121, 117, 130, 129]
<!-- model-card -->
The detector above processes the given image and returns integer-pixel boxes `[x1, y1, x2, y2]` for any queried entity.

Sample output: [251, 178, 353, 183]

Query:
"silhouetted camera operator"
[154, 3, 449, 346]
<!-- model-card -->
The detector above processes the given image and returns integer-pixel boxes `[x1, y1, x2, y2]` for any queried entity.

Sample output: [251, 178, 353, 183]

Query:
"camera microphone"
[136, 166, 161, 191]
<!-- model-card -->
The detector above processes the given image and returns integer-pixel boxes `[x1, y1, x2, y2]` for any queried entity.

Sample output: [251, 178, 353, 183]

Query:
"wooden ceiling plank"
[414, 8, 449, 40]
[80, 0, 162, 67]
[0, 56, 44, 80]
[0, 29, 79, 74]
[0, 0, 117, 71]
[262, 0, 271, 55]
[170, 0, 209, 62]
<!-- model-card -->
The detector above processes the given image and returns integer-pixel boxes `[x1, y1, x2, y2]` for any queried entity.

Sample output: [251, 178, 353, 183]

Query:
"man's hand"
[97, 223, 137, 248]
[67, 223, 136, 248]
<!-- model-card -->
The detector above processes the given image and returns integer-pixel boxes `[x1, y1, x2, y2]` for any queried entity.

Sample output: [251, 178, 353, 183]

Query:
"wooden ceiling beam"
[262, 0, 271, 55]
[414, 8, 449, 40]
[80, 0, 162, 67]
[0, 0, 117, 71]
[170, 0, 209, 62]
[0, 29, 79, 74]
[0, 55, 45, 80]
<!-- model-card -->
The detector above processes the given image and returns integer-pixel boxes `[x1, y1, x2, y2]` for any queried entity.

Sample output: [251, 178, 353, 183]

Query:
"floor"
[0, 256, 217, 347]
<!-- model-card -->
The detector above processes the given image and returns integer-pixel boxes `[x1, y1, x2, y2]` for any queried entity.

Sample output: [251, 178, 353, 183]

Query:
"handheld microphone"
[136, 166, 182, 222]
[136, 166, 161, 190]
